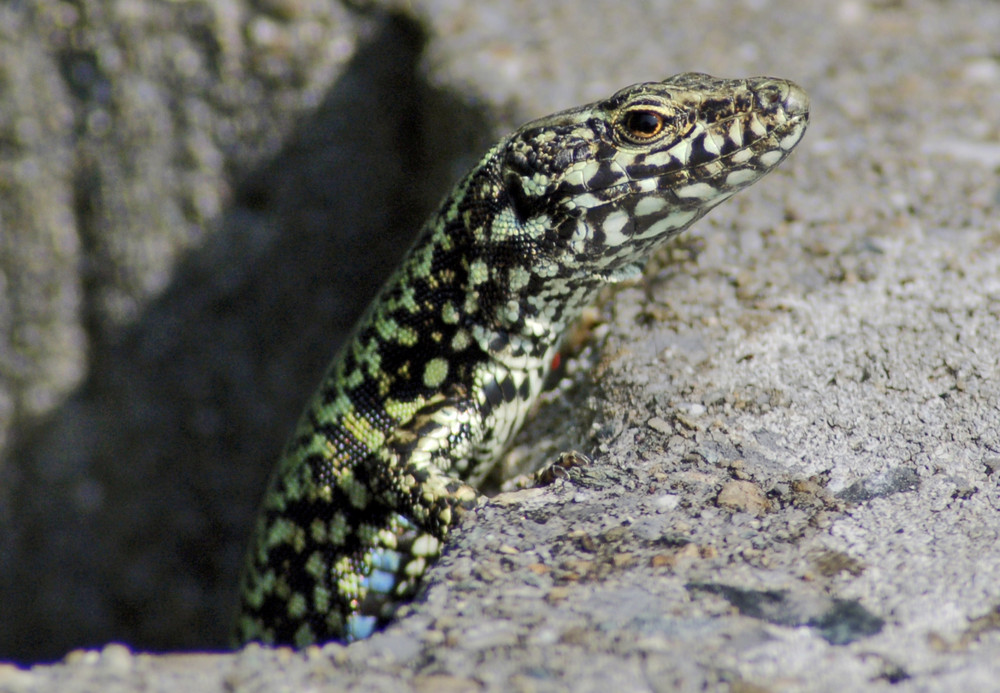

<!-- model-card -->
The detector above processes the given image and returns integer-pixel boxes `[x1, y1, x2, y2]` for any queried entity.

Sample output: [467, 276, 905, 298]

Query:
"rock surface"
[2, 0, 999, 691]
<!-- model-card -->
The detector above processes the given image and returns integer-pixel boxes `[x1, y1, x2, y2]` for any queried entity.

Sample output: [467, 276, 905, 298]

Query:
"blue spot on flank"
[367, 569, 399, 595]
[371, 548, 403, 573]
[346, 613, 377, 641]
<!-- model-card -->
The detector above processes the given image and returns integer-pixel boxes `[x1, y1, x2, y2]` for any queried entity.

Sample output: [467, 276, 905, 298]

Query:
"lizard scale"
[235, 72, 810, 647]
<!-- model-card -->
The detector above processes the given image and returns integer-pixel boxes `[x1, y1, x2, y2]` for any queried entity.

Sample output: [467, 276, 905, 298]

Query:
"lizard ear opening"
[503, 171, 537, 226]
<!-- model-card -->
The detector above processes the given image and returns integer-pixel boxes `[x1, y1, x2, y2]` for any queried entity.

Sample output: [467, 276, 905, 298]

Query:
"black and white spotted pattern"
[235, 73, 809, 647]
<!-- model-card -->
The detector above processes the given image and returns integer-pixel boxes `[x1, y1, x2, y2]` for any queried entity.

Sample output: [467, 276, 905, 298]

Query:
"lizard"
[235, 72, 809, 647]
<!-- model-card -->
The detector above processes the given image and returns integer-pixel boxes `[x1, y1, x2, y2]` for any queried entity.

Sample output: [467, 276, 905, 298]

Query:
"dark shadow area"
[0, 10, 494, 663]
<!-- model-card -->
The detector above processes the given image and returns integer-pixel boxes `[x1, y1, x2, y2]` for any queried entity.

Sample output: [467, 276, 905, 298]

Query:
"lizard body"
[236, 73, 809, 647]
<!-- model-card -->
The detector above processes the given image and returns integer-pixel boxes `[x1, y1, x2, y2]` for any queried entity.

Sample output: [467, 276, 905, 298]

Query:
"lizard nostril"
[782, 83, 810, 117]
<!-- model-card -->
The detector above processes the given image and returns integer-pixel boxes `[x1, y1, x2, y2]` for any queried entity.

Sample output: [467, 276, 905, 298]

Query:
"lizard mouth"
[623, 77, 809, 191]
[588, 78, 809, 212]
[548, 78, 809, 265]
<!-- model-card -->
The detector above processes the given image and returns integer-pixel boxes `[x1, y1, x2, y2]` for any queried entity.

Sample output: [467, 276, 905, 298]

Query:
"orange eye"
[623, 110, 665, 140]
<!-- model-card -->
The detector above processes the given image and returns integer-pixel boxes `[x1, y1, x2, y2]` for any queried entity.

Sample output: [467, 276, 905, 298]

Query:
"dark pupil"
[627, 111, 662, 137]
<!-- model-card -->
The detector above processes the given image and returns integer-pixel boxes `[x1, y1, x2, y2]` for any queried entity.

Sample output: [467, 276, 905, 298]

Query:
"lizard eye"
[622, 110, 665, 141]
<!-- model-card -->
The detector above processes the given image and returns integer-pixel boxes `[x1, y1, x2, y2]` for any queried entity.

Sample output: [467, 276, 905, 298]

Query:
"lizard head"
[494, 73, 810, 284]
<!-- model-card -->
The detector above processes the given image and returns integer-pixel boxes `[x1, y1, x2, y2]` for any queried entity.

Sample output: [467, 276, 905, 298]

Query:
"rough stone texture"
[2, 0, 999, 691]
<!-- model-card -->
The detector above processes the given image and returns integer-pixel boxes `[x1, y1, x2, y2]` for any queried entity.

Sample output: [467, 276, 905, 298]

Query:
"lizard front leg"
[236, 390, 482, 647]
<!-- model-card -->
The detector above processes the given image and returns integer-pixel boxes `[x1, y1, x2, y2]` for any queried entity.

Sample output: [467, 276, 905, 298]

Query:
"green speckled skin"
[236, 73, 809, 647]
